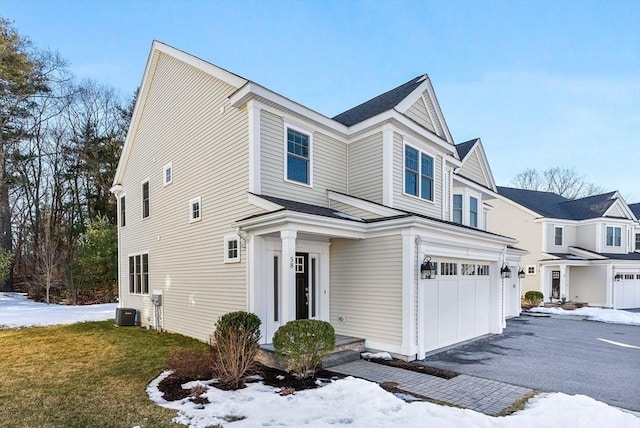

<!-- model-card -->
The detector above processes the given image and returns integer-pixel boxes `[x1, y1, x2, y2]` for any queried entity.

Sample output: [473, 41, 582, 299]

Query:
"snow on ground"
[1, 292, 638, 427]
[528, 306, 640, 326]
[0, 292, 117, 328]
[147, 371, 639, 428]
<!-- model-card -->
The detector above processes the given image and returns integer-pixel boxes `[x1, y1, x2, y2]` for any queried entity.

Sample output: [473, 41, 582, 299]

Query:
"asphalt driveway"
[419, 315, 640, 412]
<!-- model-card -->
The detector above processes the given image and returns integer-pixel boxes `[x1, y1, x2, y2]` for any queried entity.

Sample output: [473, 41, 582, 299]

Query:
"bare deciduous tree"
[511, 167, 604, 199]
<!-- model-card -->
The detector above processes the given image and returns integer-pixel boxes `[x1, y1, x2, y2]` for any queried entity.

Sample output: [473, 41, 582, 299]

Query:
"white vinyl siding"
[457, 151, 488, 187]
[260, 110, 347, 206]
[330, 235, 403, 346]
[404, 97, 435, 133]
[393, 133, 441, 218]
[348, 132, 383, 204]
[118, 52, 263, 342]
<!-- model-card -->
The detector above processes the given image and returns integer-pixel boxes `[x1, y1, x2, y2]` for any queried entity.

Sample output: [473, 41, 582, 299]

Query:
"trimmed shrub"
[272, 319, 335, 380]
[523, 291, 544, 307]
[212, 311, 261, 389]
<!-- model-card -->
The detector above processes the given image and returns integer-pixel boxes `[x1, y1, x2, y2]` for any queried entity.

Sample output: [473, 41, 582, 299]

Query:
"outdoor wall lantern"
[614, 273, 623, 281]
[420, 256, 437, 279]
[517, 268, 526, 279]
[500, 263, 512, 279]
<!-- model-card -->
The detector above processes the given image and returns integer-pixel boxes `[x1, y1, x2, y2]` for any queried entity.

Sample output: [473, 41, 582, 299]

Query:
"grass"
[0, 320, 208, 428]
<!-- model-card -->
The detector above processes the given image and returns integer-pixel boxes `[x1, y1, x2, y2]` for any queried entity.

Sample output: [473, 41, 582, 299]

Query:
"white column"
[280, 230, 297, 323]
[606, 264, 614, 307]
[247, 100, 261, 194]
[401, 231, 416, 357]
[559, 265, 568, 300]
[539, 265, 549, 302]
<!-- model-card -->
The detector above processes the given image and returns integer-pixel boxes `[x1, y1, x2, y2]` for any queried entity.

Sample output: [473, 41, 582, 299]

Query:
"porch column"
[280, 230, 297, 323]
[559, 265, 568, 300]
[606, 264, 614, 307]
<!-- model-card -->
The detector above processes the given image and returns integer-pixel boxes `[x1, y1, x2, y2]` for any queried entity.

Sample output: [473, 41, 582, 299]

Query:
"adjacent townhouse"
[489, 188, 640, 309]
[111, 41, 523, 361]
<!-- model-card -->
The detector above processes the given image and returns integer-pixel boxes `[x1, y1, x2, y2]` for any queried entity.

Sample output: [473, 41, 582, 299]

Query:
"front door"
[295, 253, 309, 319]
[551, 270, 560, 299]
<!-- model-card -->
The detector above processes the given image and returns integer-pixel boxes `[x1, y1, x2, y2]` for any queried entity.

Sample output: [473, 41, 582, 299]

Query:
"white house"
[489, 188, 640, 309]
[111, 41, 523, 361]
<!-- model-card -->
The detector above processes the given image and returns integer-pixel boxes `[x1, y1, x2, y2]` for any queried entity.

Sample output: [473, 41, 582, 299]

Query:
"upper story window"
[120, 195, 126, 227]
[189, 196, 202, 223]
[606, 226, 621, 247]
[453, 194, 463, 224]
[286, 128, 311, 185]
[469, 197, 478, 228]
[142, 179, 150, 218]
[404, 145, 433, 201]
[554, 226, 563, 246]
[163, 162, 173, 186]
[635, 233, 640, 251]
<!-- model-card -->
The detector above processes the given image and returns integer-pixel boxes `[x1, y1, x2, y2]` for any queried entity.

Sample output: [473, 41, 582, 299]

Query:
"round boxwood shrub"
[523, 290, 544, 307]
[272, 319, 336, 380]
[212, 311, 261, 389]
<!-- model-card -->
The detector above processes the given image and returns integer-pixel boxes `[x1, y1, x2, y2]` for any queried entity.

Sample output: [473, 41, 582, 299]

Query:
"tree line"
[1, 18, 135, 303]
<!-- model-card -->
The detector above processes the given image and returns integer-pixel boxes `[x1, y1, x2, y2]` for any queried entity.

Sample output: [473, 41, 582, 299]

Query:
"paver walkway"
[330, 360, 534, 415]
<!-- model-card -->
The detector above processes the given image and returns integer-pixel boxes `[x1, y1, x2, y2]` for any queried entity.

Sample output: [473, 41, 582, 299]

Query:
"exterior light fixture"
[517, 268, 526, 279]
[614, 273, 623, 281]
[500, 263, 512, 279]
[420, 256, 437, 279]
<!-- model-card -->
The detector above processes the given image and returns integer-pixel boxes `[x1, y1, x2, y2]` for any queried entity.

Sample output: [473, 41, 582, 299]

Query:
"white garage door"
[614, 274, 640, 309]
[422, 272, 493, 353]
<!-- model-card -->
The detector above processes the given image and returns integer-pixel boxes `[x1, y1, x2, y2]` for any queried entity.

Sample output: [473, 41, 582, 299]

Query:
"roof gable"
[454, 139, 497, 191]
[112, 41, 248, 187]
[332, 74, 454, 144]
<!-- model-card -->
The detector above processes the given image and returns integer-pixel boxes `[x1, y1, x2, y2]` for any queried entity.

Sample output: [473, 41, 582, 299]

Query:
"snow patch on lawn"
[0, 292, 117, 328]
[146, 373, 639, 428]
[528, 306, 640, 326]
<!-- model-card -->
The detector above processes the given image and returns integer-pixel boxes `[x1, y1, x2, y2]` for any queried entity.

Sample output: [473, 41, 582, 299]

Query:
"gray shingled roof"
[241, 194, 513, 240]
[497, 187, 620, 220]
[629, 203, 640, 219]
[332, 75, 427, 126]
[455, 139, 478, 160]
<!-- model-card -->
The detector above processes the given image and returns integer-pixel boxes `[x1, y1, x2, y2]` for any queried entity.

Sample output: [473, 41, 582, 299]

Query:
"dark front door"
[551, 270, 560, 299]
[295, 253, 309, 319]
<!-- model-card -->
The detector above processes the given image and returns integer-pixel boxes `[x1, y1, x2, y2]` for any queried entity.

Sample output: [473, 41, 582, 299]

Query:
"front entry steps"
[257, 335, 365, 370]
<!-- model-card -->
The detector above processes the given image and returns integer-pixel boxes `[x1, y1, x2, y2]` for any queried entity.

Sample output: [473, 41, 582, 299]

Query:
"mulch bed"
[157, 362, 345, 403]
[366, 358, 459, 379]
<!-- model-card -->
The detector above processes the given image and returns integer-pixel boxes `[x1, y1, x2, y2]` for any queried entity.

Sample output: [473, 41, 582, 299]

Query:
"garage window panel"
[441, 262, 457, 276]
[461, 263, 476, 275]
[477, 265, 490, 276]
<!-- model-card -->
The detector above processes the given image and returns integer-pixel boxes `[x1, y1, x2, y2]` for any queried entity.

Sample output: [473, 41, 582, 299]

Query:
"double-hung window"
[142, 180, 150, 218]
[554, 226, 563, 246]
[163, 162, 173, 186]
[404, 145, 434, 201]
[453, 194, 463, 224]
[606, 226, 621, 247]
[286, 128, 310, 185]
[636, 233, 640, 251]
[469, 197, 478, 227]
[224, 235, 240, 263]
[128, 253, 149, 294]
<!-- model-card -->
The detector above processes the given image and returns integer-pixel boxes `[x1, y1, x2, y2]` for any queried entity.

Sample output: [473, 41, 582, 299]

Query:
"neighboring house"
[111, 41, 523, 361]
[489, 188, 640, 309]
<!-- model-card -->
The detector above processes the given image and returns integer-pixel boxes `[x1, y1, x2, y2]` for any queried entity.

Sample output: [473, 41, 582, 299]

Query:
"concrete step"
[323, 349, 361, 368]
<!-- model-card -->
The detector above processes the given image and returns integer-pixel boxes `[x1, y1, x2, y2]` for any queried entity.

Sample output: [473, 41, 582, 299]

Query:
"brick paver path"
[331, 360, 534, 415]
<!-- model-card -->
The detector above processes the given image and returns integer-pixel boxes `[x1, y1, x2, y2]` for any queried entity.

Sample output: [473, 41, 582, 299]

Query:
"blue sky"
[3, 0, 639, 201]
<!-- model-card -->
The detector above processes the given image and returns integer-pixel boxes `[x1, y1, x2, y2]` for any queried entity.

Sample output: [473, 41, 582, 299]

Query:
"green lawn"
[0, 321, 208, 428]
